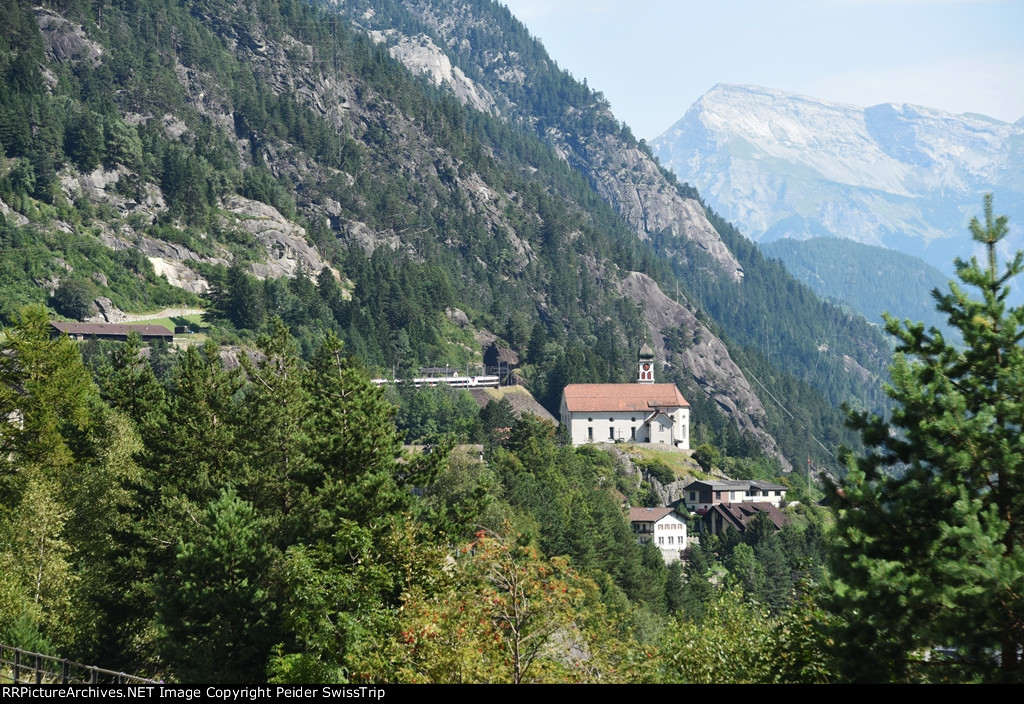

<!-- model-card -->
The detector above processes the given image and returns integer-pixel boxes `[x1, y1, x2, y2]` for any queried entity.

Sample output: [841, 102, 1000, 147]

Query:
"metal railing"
[0, 644, 161, 685]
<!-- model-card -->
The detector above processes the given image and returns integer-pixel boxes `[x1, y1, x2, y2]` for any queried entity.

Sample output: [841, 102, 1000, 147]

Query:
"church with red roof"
[559, 344, 690, 449]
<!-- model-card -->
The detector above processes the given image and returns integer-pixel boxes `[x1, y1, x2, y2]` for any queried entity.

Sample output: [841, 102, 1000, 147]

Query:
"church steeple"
[637, 343, 655, 383]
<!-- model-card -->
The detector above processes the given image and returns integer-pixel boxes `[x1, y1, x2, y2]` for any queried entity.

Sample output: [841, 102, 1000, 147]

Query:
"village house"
[681, 479, 788, 512]
[559, 345, 691, 448]
[628, 506, 688, 563]
[700, 501, 786, 537]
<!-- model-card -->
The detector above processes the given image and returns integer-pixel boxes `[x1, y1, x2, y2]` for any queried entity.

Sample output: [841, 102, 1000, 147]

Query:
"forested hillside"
[761, 236, 957, 339]
[0, 308, 835, 682]
[0, 0, 895, 472]
[2, 0, 1018, 683]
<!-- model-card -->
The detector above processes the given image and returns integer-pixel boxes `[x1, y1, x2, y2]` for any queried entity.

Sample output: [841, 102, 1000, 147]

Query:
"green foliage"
[50, 277, 98, 321]
[761, 236, 958, 342]
[377, 530, 649, 683]
[637, 458, 674, 486]
[829, 196, 1024, 683]
[0, 305, 138, 659]
[157, 488, 281, 683]
[659, 583, 838, 683]
[392, 384, 483, 444]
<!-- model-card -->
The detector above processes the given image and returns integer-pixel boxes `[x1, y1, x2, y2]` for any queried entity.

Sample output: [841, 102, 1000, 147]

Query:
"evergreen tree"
[828, 196, 1024, 683]
[99, 331, 166, 425]
[157, 488, 281, 683]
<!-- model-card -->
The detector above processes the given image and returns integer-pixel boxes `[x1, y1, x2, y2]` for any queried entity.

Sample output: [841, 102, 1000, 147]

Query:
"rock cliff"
[618, 272, 786, 466]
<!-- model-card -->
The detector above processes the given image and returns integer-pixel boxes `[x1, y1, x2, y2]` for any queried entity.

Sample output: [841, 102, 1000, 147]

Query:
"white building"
[628, 507, 688, 563]
[680, 479, 788, 512]
[559, 345, 690, 448]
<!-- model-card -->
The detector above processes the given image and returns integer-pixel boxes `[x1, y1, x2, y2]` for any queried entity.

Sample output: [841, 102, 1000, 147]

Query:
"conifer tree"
[829, 196, 1024, 682]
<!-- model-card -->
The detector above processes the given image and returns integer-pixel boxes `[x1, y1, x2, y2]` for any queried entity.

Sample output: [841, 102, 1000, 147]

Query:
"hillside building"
[681, 479, 788, 512]
[628, 507, 688, 563]
[50, 322, 174, 343]
[700, 501, 786, 537]
[559, 345, 690, 448]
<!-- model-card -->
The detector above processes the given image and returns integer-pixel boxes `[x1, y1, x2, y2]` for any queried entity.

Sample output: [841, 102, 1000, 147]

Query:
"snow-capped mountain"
[652, 84, 1024, 275]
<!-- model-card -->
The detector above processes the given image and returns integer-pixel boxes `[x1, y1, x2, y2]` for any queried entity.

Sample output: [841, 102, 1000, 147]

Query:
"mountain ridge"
[652, 83, 1024, 274]
[0, 0, 895, 470]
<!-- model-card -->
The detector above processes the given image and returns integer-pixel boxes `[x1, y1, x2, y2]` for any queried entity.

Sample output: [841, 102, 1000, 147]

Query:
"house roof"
[562, 383, 689, 413]
[51, 322, 174, 337]
[704, 502, 786, 533]
[628, 507, 680, 523]
[683, 479, 787, 493]
[683, 479, 752, 492]
[749, 480, 788, 492]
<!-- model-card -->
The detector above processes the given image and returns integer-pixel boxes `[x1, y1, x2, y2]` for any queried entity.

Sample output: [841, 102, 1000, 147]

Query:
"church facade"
[559, 345, 691, 449]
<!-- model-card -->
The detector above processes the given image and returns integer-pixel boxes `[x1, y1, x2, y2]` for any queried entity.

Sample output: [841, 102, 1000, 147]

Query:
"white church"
[559, 344, 691, 449]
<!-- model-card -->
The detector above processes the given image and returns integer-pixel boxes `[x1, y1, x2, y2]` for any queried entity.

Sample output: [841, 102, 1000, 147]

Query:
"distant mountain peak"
[652, 85, 1024, 275]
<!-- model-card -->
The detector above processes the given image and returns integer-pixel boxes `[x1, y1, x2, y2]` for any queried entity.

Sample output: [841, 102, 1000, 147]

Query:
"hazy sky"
[500, 0, 1024, 140]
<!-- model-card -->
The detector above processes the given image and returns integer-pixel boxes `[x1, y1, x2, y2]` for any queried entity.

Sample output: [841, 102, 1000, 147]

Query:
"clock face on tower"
[642, 363, 651, 371]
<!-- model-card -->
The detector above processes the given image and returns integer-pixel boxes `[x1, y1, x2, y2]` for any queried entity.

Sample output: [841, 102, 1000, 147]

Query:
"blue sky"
[500, 0, 1024, 139]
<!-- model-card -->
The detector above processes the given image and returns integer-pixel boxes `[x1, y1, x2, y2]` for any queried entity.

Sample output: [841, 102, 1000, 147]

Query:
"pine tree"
[828, 196, 1024, 682]
[156, 488, 281, 683]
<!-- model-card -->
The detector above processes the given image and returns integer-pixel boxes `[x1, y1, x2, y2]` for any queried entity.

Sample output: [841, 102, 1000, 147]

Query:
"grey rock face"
[384, 33, 496, 114]
[90, 297, 126, 323]
[617, 272, 786, 467]
[362, 1, 743, 283]
[563, 131, 743, 282]
[36, 9, 103, 67]
[221, 196, 329, 279]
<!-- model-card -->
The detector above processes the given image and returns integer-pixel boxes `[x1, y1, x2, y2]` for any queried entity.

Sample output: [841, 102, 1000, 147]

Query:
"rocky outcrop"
[59, 166, 166, 221]
[617, 272, 787, 467]
[559, 130, 743, 282]
[148, 258, 211, 295]
[89, 297, 127, 324]
[383, 33, 495, 114]
[0, 197, 29, 226]
[607, 447, 687, 505]
[369, 3, 743, 283]
[220, 196, 329, 279]
[36, 8, 103, 67]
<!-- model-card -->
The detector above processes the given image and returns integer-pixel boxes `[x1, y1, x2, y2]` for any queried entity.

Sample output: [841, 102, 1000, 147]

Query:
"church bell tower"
[637, 343, 655, 383]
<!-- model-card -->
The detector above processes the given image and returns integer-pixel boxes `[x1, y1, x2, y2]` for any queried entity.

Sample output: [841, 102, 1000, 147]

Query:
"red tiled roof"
[562, 383, 689, 412]
[628, 507, 678, 523]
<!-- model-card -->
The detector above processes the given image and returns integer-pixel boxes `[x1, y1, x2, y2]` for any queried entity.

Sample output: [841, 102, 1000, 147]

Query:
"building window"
[609, 427, 615, 440]
[658, 537, 664, 545]
[631, 426, 636, 440]
[668, 536, 673, 545]
[587, 427, 593, 440]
